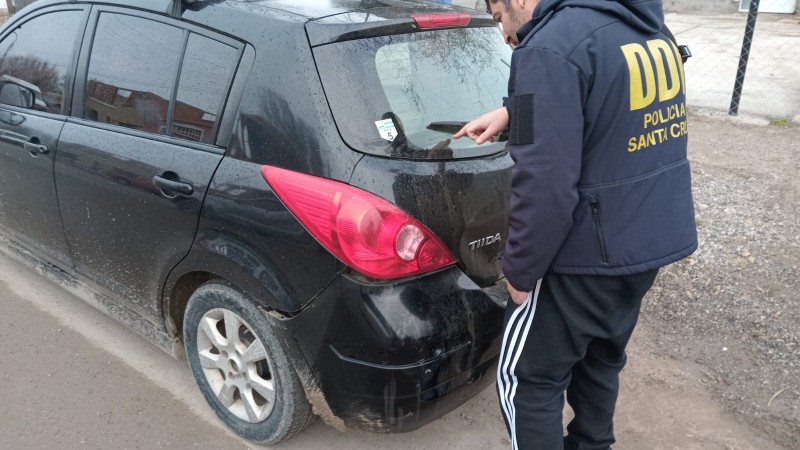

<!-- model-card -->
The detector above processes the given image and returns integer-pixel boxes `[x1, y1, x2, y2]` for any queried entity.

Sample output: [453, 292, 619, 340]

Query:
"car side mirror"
[0, 80, 37, 109]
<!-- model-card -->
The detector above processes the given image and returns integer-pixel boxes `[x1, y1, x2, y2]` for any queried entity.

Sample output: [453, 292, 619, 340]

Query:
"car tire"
[183, 281, 313, 444]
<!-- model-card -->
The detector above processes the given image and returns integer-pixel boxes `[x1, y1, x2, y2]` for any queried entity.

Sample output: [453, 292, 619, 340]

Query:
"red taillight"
[412, 13, 471, 29]
[261, 166, 456, 280]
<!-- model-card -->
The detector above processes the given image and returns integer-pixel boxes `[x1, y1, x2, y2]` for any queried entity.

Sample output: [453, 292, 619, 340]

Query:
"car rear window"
[314, 27, 511, 160]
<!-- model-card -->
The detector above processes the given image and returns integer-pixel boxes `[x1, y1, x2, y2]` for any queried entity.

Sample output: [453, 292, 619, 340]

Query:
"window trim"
[215, 44, 254, 148]
[65, 116, 226, 154]
[0, 5, 90, 118]
[168, 29, 191, 137]
[71, 5, 246, 151]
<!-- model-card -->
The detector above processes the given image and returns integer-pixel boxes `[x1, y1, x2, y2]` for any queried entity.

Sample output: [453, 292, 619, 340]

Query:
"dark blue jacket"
[502, 0, 697, 292]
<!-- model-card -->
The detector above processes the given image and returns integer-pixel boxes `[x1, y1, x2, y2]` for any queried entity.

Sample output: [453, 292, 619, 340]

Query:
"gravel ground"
[641, 111, 800, 448]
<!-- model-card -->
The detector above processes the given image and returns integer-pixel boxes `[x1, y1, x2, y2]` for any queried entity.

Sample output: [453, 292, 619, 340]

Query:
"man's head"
[485, 0, 539, 46]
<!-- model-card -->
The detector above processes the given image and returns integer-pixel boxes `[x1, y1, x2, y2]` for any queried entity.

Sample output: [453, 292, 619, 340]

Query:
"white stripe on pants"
[497, 279, 542, 450]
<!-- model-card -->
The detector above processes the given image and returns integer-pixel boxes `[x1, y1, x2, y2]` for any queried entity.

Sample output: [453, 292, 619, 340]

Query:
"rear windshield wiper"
[427, 121, 467, 133]
[427, 121, 508, 142]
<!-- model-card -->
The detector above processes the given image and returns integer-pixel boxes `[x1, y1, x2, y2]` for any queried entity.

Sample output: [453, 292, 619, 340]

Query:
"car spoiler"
[306, 11, 496, 47]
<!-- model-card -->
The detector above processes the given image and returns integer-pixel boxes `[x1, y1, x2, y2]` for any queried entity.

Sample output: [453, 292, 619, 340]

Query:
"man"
[454, 0, 697, 449]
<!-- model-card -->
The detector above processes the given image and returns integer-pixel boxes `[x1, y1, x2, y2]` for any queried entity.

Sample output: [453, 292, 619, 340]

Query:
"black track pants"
[496, 270, 659, 450]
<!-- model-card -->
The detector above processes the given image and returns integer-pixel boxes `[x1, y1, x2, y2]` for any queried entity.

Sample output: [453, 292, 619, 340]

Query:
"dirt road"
[641, 112, 800, 448]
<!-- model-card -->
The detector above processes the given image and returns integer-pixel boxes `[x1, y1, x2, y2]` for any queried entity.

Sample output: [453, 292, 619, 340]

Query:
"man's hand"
[452, 107, 509, 145]
[506, 280, 531, 305]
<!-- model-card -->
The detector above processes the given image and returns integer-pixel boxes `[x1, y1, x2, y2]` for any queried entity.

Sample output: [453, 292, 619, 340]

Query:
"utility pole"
[5, 0, 15, 16]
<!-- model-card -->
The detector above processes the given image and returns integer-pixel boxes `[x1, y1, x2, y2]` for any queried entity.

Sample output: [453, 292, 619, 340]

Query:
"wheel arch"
[163, 252, 346, 432]
[161, 239, 295, 342]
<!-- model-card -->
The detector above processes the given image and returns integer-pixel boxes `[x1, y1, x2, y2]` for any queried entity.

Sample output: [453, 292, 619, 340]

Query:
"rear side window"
[83, 13, 238, 145]
[314, 27, 511, 159]
[173, 34, 238, 144]
[84, 13, 183, 135]
[0, 10, 83, 114]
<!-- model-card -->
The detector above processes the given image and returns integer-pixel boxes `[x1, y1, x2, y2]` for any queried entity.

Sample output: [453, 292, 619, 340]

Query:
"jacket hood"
[532, 0, 664, 34]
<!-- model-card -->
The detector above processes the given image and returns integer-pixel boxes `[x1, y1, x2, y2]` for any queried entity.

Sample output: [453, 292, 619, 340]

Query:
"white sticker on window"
[375, 119, 398, 142]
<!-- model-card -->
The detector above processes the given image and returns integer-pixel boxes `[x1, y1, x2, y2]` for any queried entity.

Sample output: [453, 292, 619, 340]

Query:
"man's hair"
[485, 0, 511, 14]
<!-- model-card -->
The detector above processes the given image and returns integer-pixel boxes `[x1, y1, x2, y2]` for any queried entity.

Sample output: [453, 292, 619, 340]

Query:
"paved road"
[0, 260, 249, 449]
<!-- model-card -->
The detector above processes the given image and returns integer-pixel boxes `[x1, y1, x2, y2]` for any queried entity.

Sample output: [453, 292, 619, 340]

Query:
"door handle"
[153, 176, 194, 196]
[24, 141, 48, 155]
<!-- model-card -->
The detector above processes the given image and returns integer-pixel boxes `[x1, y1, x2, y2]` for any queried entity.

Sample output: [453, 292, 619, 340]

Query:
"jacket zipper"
[589, 198, 609, 264]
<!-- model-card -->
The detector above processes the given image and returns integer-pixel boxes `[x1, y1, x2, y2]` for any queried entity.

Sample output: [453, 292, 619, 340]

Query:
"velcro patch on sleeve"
[510, 93, 534, 145]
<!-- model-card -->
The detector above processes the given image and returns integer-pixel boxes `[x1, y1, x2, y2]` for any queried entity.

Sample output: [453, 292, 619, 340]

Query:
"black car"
[0, 0, 513, 443]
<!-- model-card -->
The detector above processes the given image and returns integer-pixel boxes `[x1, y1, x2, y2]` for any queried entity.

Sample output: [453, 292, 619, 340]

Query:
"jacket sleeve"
[502, 47, 587, 292]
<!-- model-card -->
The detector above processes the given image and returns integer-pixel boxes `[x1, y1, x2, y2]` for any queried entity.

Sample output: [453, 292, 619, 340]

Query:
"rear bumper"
[324, 341, 499, 432]
[284, 267, 507, 432]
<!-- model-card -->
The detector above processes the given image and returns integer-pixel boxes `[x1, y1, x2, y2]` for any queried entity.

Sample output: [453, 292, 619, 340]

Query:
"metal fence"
[672, 0, 800, 120]
[447, 0, 800, 121]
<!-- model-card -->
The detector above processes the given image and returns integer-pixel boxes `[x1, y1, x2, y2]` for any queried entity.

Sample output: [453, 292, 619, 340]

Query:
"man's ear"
[514, 0, 535, 13]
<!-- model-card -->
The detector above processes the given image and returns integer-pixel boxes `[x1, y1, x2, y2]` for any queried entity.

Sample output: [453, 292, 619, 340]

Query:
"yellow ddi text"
[621, 39, 686, 111]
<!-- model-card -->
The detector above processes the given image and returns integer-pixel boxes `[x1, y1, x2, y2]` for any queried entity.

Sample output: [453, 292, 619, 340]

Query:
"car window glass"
[83, 13, 182, 135]
[0, 10, 83, 114]
[313, 27, 511, 159]
[373, 31, 510, 153]
[172, 34, 238, 144]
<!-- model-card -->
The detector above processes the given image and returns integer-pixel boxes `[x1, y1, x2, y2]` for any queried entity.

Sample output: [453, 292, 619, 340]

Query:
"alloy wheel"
[196, 308, 277, 423]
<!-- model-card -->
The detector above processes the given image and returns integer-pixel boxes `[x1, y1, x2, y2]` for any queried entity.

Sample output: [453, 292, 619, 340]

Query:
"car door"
[55, 7, 243, 322]
[0, 7, 86, 266]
